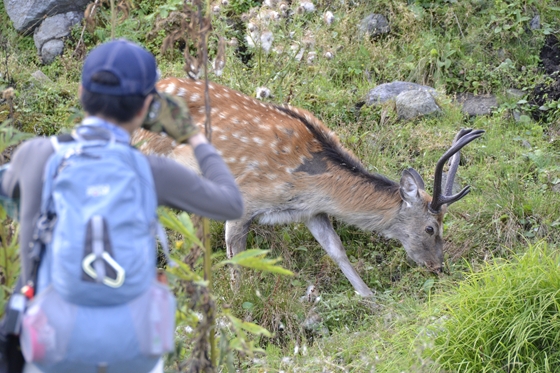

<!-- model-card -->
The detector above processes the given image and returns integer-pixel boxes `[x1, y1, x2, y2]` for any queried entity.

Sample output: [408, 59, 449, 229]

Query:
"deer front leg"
[225, 219, 251, 290]
[305, 214, 374, 297]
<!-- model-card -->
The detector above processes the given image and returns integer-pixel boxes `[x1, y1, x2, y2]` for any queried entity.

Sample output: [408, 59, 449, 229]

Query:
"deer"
[132, 77, 484, 297]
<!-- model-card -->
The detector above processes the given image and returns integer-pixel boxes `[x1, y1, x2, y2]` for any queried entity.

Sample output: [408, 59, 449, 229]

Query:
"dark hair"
[80, 71, 147, 122]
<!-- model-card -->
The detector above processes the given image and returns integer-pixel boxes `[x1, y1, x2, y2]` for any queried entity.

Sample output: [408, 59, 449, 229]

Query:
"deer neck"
[309, 164, 402, 233]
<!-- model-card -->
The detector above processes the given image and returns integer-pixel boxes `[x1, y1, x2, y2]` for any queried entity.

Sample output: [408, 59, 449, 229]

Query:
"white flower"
[212, 58, 225, 76]
[324, 11, 335, 25]
[256, 86, 271, 99]
[300, 1, 315, 12]
[245, 30, 259, 48]
[247, 22, 257, 32]
[324, 50, 334, 59]
[307, 51, 317, 64]
[260, 30, 274, 53]
[291, 44, 305, 61]
[263, 0, 277, 7]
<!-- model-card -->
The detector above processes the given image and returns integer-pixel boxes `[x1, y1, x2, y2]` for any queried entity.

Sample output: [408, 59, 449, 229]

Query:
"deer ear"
[399, 168, 425, 204]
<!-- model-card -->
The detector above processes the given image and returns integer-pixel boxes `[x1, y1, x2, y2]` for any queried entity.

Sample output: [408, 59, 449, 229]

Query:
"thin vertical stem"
[110, 0, 116, 39]
[198, 0, 216, 368]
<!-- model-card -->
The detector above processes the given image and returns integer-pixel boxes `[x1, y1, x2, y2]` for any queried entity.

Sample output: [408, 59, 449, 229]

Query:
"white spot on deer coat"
[165, 84, 176, 94]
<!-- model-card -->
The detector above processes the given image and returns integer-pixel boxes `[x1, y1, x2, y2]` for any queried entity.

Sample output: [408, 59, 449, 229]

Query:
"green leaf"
[0, 205, 6, 221]
[423, 279, 435, 293]
[227, 313, 272, 337]
[158, 208, 203, 248]
[167, 257, 205, 283]
[217, 249, 294, 276]
[242, 302, 254, 310]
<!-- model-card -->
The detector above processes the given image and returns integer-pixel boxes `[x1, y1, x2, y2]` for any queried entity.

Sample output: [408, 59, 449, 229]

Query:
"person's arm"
[148, 142, 244, 221]
[1, 138, 54, 284]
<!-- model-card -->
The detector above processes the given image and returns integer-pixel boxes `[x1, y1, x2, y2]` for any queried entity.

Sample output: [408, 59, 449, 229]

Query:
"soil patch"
[529, 34, 560, 121]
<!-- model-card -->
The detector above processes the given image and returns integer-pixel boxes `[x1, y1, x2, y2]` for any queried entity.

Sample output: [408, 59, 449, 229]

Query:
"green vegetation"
[429, 242, 560, 372]
[1, 0, 560, 371]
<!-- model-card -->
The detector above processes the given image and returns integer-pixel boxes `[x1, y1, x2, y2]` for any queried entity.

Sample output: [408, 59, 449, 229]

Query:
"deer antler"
[429, 128, 485, 213]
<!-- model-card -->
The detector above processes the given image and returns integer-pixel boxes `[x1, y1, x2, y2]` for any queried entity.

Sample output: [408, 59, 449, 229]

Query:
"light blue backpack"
[19, 127, 175, 373]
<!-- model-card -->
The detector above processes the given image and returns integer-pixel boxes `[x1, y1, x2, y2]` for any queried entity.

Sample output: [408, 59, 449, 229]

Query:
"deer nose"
[425, 261, 444, 274]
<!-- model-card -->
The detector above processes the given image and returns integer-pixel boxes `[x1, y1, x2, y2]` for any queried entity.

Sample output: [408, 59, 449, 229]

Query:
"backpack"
[19, 126, 175, 373]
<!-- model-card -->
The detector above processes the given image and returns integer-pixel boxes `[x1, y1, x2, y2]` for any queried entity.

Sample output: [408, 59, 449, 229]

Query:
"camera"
[143, 92, 163, 130]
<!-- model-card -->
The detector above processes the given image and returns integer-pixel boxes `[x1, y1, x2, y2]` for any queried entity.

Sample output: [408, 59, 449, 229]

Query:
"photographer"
[0, 39, 243, 373]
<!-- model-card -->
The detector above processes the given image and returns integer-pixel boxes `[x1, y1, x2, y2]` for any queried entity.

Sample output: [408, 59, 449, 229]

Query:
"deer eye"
[425, 226, 434, 235]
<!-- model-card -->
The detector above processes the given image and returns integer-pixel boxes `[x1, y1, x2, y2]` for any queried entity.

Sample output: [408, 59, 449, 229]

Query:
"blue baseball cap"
[81, 39, 159, 96]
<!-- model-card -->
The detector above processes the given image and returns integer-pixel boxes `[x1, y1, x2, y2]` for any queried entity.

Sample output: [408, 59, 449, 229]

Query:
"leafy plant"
[0, 119, 32, 316]
[427, 242, 560, 372]
[159, 209, 292, 372]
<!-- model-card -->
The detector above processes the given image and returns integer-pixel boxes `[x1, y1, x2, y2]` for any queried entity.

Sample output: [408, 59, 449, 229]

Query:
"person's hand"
[142, 92, 199, 143]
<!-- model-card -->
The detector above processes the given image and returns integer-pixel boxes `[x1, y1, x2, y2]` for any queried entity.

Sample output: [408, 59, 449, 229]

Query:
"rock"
[3, 0, 90, 34]
[455, 93, 498, 116]
[506, 88, 526, 99]
[33, 11, 83, 52]
[530, 15, 540, 30]
[395, 90, 441, 120]
[359, 13, 390, 37]
[30, 70, 53, 84]
[366, 81, 438, 105]
[40, 39, 65, 64]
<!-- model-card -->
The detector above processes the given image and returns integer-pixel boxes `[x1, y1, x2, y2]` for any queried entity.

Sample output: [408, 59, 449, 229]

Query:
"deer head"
[384, 129, 484, 272]
[132, 78, 484, 296]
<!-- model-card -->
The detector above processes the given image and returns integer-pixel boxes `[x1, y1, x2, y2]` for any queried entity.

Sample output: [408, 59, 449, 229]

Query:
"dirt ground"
[530, 34, 560, 120]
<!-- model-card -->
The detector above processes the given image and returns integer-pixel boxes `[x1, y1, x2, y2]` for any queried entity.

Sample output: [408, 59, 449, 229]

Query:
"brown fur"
[132, 77, 467, 296]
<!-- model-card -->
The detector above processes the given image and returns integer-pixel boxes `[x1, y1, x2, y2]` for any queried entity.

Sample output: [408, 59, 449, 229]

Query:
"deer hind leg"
[305, 214, 374, 297]
[225, 219, 251, 290]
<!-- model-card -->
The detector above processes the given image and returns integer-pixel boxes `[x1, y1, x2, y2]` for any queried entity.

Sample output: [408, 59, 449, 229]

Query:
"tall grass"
[428, 242, 560, 372]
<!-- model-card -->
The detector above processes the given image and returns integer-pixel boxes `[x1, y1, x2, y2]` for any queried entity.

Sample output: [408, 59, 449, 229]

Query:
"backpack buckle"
[82, 252, 126, 288]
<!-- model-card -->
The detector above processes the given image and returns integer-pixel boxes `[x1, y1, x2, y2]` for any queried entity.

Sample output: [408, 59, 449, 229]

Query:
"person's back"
[0, 39, 244, 373]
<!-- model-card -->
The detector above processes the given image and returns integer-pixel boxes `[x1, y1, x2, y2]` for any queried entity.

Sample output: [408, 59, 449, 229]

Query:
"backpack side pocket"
[20, 287, 77, 365]
[130, 282, 176, 356]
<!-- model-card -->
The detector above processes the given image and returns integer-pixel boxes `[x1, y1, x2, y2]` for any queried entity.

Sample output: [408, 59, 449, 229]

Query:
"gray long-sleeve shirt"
[1, 137, 244, 284]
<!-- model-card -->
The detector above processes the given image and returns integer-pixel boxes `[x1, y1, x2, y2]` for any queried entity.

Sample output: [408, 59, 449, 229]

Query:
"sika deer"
[133, 77, 484, 297]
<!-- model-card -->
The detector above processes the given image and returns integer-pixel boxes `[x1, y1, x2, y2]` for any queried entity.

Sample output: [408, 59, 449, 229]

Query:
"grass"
[428, 242, 560, 372]
[2, 0, 560, 371]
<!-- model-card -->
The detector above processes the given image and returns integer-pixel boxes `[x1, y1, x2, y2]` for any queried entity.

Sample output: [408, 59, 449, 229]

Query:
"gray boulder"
[40, 39, 65, 64]
[455, 93, 498, 116]
[359, 13, 390, 37]
[34, 11, 83, 59]
[3, 0, 90, 33]
[366, 81, 438, 105]
[395, 90, 441, 120]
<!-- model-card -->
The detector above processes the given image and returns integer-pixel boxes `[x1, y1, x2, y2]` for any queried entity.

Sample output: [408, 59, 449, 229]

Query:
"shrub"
[428, 242, 560, 372]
